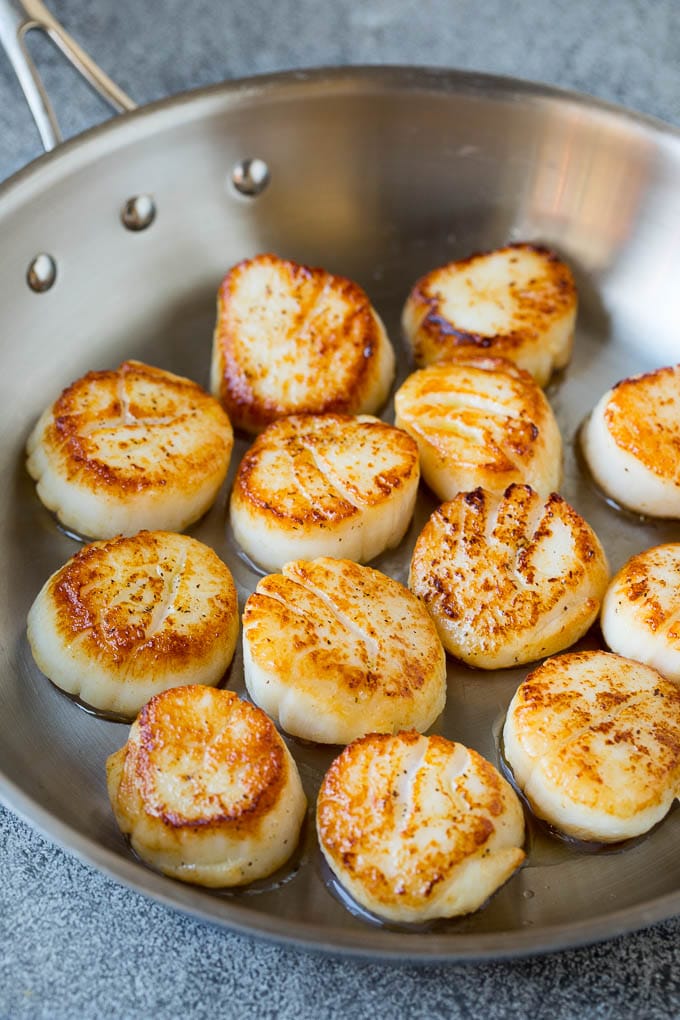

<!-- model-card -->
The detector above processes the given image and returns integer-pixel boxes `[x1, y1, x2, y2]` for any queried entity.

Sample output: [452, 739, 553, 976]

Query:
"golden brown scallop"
[503, 650, 680, 842]
[26, 360, 233, 539]
[601, 543, 680, 681]
[317, 731, 525, 923]
[27, 531, 239, 717]
[409, 484, 609, 669]
[230, 413, 419, 571]
[107, 686, 307, 886]
[211, 253, 395, 433]
[581, 363, 680, 517]
[393, 356, 562, 502]
[402, 242, 577, 385]
[242, 557, 446, 744]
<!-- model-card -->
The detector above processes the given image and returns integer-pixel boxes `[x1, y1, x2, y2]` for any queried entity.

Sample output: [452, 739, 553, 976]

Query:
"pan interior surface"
[1, 68, 680, 960]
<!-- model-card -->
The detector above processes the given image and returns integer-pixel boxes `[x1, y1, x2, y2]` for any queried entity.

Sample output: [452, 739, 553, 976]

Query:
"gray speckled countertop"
[2, 1, 680, 1017]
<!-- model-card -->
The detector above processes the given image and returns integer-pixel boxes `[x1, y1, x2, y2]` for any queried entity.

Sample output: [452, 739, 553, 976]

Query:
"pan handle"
[0, 0, 136, 151]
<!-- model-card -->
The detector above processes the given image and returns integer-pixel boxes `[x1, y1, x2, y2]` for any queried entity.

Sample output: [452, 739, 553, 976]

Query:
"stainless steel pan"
[2, 0, 680, 962]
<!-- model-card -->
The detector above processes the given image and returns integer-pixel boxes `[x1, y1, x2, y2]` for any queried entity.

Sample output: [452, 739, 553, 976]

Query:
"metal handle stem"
[0, 0, 136, 152]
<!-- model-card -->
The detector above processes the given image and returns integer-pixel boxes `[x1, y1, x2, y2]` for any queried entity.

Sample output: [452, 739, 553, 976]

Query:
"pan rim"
[2, 62, 680, 201]
[3, 769, 678, 963]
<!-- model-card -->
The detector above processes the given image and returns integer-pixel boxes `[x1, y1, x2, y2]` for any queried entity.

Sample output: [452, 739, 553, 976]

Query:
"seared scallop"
[26, 360, 233, 540]
[27, 531, 239, 717]
[402, 242, 577, 386]
[107, 686, 307, 887]
[211, 253, 395, 433]
[601, 543, 680, 682]
[317, 731, 525, 924]
[503, 651, 680, 842]
[230, 413, 419, 572]
[409, 484, 609, 669]
[581, 363, 680, 518]
[243, 557, 446, 744]
[394, 356, 562, 502]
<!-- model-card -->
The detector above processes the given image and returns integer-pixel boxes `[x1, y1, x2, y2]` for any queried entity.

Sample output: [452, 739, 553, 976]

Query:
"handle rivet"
[121, 194, 156, 231]
[231, 158, 270, 197]
[27, 253, 57, 293]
